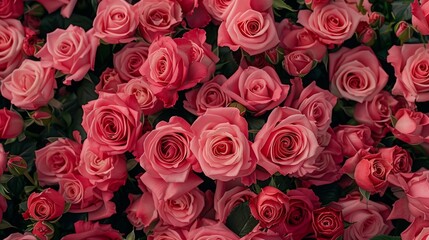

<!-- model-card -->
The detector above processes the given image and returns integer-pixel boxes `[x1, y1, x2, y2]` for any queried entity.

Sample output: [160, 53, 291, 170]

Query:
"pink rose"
[1, 60, 56, 110]
[203, 0, 234, 23]
[297, 1, 364, 46]
[184, 75, 232, 116]
[305, 0, 329, 9]
[379, 146, 412, 174]
[126, 193, 158, 230]
[149, 225, 187, 240]
[190, 107, 256, 181]
[134, 0, 183, 42]
[0, 19, 25, 79]
[117, 77, 164, 115]
[23, 188, 65, 221]
[283, 50, 315, 77]
[35, 137, 82, 186]
[93, 0, 138, 44]
[334, 124, 375, 157]
[253, 107, 322, 177]
[354, 152, 393, 195]
[135, 117, 196, 183]
[61, 221, 122, 240]
[0, 144, 6, 176]
[391, 108, 429, 145]
[218, 0, 279, 55]
[412, 0, 429, 35]
[35, 25, 99, 85]
[188, 220, 239, 240]
[81, 92, 143, 158]
[329, 46, 388, 103]
[35, 0, 77, 18]
[387, 44, 429, 102]
[402, 217, 429, 240]
[113, 41, 149, 81]
[0, 0, 23, 18]
[4, 233, 37, 240]
[221, 65, 289, 116]
[249, 186, 288, 229]
[330, 192, 393, 240]
[95, 68, 124, 94]
[241, 229, 289, 240]
[0, 108, 24, 139]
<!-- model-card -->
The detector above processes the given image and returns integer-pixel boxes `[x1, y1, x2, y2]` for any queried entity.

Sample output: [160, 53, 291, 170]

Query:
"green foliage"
[226, 202, 259, 237]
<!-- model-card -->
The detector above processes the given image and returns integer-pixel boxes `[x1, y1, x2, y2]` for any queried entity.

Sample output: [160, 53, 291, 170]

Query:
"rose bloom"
[330, 192, 393, 240]
[0, 108, 24, 139]
[113, 41, 149, 81]
[190, 107, 256, 181]
[312, 207, 344, 240]
[218, 0, 279, 55]
[32, 221, 54, 240]
[81, 92, 143, 158]
[133, 0, 183, 42]
[0, 144, 6, 176]
[1, 60, 56, 110]
[203, 0, 234, 23]
[35, 137, 82, 186]
[135, 117, 196, 183]
[390, 108, 429, 145]
[148, 225, 187, 240]
[354, 152, 393, 195]
[253, 107, 322, 177]
[0, 0, 23, 18]
[184, 75, 232, 116]
[329, 46, 388, 103]
[249, 186, 288, 229]
[61, 221, 122, 240]
[412, 0, 429, 35]
[402, 217, 429, 240]
[297, 1, 364, 46]
[4, 233, 37, 240]
[388, 43, 429, 102]
[283, 50, 315, 77]
[126, 193, 158, 230]
[23, 188, 65, 221]
[187, 220, 239, 240]
[379, 146, 412, 174]
[34, 0, 77, 18]
[35, 25, 99, 85]
[95, 68, 124, 94]
[0, 19, 25, 79]
[334, 124, 375, 158]
[241, 229, 289, 240]
[221, 65, 290, 116]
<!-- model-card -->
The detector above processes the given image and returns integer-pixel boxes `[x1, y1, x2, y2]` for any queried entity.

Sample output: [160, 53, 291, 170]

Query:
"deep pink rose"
[334, 124, 375, 158]
[126, 193, 158, 230]
[35, 0, 77, 18]
[402, 217, 429, 240]
[387, 43, 429, 102]
[35, 25, 99, 85]
[61, 221, 122, 240]
[283, 50, 315, 77]
[412, 0, 429, 35]
[0, 108, 24, 139]
[330, 192, 393, 240]
[184, 75, 232, 116]
[35, 138, 82, 186]
[1, 60, 56, 110]
[0, 19, 25, 79]
[391, 108, 429, 145]
[32, 221, 54, 240]
[329, 46, 388, 103]
[203, 0, 234, 23]
[379, 146, 413, 174]
[82, 92, 143, 158]
[304, 0, 329, 9]
[253, 107, 322, 177]
[312, 207, 344, 240]
[190, 107, 256, 181]
[133, 0, 183, 42]
[23, 188, 65, 221]
[135, 117, 196, 183]
[0, 195, 6, 224]
[297, 1, 364, 46]
[218, 0, 279, 55]
[241, 229, 289, 240]
[188, 220, 239, 240]
[148, 225, 187, 240]
[95, 68, 124, 94]
[249, 186, 288, 229]
[4, 233, 37, 240]
[113, 41, 149, 81]
[354, 152, 393, 195]
[0, 144, 6, 176]
[221, 65, 289, 116]
[0, 0, 23, 18]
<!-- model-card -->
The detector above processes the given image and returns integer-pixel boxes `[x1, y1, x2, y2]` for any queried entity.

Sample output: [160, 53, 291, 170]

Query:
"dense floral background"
[0, 0, 429, 239]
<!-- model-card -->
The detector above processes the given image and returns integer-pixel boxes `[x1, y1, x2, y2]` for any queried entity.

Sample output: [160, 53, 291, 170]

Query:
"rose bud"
[23, 188, 65, 221]
[395, 21, 413, 42]
[369, 12, 385, 28]
[31, 109, 52, 126]
[22, 27, 43, 56]
[0, 108, 24, 139]
[32, 221, 54, 240]
[7, 156, 27, 176]
[249, 186, 288, 229]
[312, 207, 344, 240]
[283, 50, 315, 77]
[265, 47, 283, 65]
[305, 0, 329, 9]
[357, 27, 377, 46]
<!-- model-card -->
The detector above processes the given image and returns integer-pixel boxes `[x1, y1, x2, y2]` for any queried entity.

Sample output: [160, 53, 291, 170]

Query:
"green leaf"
[312, 183, 341, 205]
[359, 187, 371, 200]
[370, 235, 401, 240]
[391, 1, 412, 21]
[225, 201, 259, 237]
[0, 220, 16, 230]
[0, 184, 11, 200]
[76, 79, 98, 106]
[273, 0, 296, 12]
[126, 230, 136, 240]
[127, 159, 139, 171]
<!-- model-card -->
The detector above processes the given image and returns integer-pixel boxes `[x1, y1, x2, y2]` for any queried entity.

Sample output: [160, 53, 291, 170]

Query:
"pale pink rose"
[190, 107, 256, 181]
[188, 221, 239, 240]
[35, 0, 77, 18]
[379, 146, 413, 174]
[184, 75, 232, 116]
[77, 140, 127, 192]
[113, 41, 149, 82]
[387, 44, 429, 102]
[218, 0, 279, 55]
[149, 225, 187, 240]
[330, 192, 393, 240]
[117, 77, 163, 115]
[203, 0, 234, 23]
[252, 107, 322, 177]
[81, 92, 143, 158]
[0, 19, 25, 79]
[1, 60, 56, 110]
[35, 138, 82, 186]
[390, 108, 429, 145]
[126, 193, 158, 230]
[95, 68, 124, 94]
[0, 108, 24, 139]
[133, 0, 183, 42]
[402, 217, 429, 240]
[334, 124, 375, 158]
[35, 25, 99, 85]
[93, 0, 138, 44]
[135, 117, 196, 183]
[297, 1, 364, 46]
[329, 46, 388, 103]
[249, 186, 288, 229]
[61, 221, 122, 240]
[58, 172, 116, 221]
[412, 0, 429, 35]
[4, 233, 37, 240]
[0, 0, 23, 18]
[222, 65, 289, 116]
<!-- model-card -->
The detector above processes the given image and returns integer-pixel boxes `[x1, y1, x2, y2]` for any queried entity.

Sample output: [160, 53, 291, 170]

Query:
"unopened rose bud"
[7, 156, 27, 176]
[305, 0, 329, 9]
[0, 108, 24, 139]
[283, 50, 315, 77]
[358, 27, 377, 46]
[31, 109, 52, 126]
[369, 12, 385, 28]
[395, 21, 413, 42]
[32, 221, 55, 240]
[265, 47, 283, 65]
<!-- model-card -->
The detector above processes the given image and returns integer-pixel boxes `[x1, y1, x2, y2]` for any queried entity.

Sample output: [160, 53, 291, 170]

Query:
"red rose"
[23, 188, 65, 221]
[249, 186, 288, 229]
[312, 207, 344, 240]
